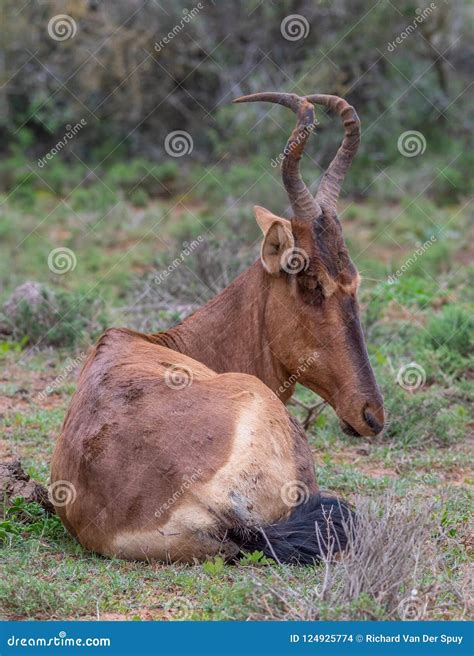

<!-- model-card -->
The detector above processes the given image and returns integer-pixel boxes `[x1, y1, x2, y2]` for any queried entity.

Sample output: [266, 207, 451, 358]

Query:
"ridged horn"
[305, 94, 360, 211]
[233, 92, 321, 221]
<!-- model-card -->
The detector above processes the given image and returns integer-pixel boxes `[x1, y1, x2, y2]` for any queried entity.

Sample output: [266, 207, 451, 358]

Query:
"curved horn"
[233, 92, 321, 221]
[305, 94, 360, 211]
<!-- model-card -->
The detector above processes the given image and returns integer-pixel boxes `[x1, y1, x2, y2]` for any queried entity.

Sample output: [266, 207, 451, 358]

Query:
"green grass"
[0, 183, 472, 620]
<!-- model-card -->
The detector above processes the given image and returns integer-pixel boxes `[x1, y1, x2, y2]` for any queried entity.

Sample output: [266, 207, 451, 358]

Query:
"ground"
[0, 188, 472, 620]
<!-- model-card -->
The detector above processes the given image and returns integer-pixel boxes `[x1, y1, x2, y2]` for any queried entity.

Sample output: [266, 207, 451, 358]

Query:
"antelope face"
[293, 215, 384, 437]
[256, 206, 384, 438]
[235, 91, 384, 437]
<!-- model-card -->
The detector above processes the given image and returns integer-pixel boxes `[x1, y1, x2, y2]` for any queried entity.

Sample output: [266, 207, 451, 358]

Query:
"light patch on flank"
[201, 389, 297, 526]
[111, 501, 218, 561]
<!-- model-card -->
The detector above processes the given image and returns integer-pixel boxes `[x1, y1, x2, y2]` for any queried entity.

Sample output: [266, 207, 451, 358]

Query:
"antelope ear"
[254, 206, 294, 275]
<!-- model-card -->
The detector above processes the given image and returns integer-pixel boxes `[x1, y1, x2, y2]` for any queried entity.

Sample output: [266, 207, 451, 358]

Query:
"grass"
[0, 176, 472, 620]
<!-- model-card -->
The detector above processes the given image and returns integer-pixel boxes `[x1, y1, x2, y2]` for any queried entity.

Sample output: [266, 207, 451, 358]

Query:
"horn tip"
[233, 95, 249, 104]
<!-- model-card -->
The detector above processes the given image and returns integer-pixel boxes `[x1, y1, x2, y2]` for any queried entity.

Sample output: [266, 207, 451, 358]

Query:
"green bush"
[128, 188, 149, 207]
[106, 159, 179, 195]
[191, 158, 280, 209]
[424, 306, 473, 357]
[432, 151, 474, 204]
[38, 160, 85, 196]
[68, 184, 119, 213]
[419, 306, 474, 376]
[1, 285, 107, 347]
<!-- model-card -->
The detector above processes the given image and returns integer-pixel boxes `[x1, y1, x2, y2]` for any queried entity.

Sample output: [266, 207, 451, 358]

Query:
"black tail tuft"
[230, 493, 355, 565]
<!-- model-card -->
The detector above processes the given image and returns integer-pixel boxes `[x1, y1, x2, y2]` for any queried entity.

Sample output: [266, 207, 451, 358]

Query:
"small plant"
[424, 305, 473, 358]
[1, 283, 108, 347]
[0, 498, 65, 545]
[0, 337, 28, 358]
[202, 556, 226, 576]
[420, 305, 474, 377]
[239, 550, 274, 566]
[128, 188, 149, 207]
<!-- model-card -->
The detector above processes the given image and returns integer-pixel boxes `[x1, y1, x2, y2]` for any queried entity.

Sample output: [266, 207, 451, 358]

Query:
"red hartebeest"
[51, 92, 384, 563]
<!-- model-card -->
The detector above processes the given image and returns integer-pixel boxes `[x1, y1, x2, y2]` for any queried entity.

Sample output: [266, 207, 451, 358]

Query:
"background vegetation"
[0, 0, 472, 621]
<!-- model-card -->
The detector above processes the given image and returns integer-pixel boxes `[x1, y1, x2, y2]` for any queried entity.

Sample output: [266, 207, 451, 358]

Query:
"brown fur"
[153, 213, 384, 437]
[52, 329, 316, 561]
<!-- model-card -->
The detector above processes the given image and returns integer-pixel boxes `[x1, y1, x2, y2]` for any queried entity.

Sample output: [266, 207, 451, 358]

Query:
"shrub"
[1, 282, 107, 347]
[424, 306, 473, 358]
[38, 160, 85, 196]
[68, 184, 119, 213]
[106, 159, 179, 196]
[124, 235, 257, 332]
[128, 188, 149, 207]
[420, 306, 474, 377]
[248, 494, 449, 620]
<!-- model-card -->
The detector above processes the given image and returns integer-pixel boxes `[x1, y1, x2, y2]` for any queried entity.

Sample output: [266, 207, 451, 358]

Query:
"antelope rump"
[51, 92, 384, 564]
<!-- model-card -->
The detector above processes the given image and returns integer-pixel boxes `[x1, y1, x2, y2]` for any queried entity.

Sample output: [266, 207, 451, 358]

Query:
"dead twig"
[289, 398, 327, 430]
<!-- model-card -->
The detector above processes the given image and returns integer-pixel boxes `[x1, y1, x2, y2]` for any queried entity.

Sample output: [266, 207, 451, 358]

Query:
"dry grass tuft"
[249, 492, 468, 620]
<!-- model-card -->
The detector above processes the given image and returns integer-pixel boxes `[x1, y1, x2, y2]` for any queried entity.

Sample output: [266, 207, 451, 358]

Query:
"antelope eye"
[297, 275, 325, 305]
[299, 274, 319, 290]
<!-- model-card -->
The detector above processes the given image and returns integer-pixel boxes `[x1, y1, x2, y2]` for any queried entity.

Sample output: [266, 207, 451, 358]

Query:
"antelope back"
[51, 328, 316, 560]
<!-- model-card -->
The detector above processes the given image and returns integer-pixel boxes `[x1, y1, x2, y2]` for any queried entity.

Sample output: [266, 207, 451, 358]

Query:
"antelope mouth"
[340, 420, 362, 438]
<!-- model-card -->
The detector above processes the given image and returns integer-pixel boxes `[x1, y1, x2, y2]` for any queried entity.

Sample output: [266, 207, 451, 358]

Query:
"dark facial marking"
[311, 215, 342, 278]
[341, 296, 374, 386]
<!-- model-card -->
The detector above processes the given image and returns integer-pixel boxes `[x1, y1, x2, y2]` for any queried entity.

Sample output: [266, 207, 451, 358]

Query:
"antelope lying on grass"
[51, 92, 384, 564]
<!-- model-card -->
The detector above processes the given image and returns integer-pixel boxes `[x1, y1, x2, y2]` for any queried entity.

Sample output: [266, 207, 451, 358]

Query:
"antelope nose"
[363, 407, 384, 435]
